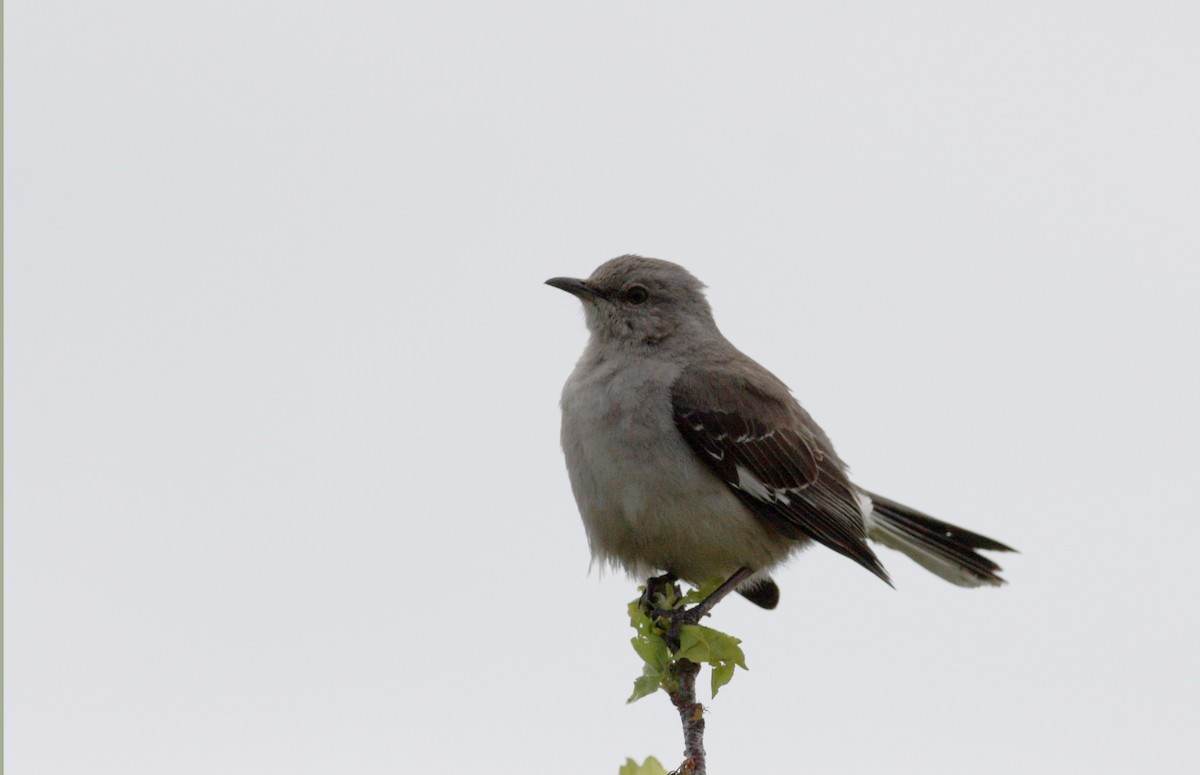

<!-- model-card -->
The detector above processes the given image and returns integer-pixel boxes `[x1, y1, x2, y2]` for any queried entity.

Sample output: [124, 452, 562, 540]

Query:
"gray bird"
[548, 254, 1013, 610]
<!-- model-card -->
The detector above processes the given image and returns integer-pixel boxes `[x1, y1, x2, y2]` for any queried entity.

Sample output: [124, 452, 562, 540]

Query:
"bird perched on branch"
[548, 254, 1014, 611]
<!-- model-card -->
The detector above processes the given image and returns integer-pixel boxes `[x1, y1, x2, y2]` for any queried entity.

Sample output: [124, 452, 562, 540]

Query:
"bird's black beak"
[545, 276, 605, 300]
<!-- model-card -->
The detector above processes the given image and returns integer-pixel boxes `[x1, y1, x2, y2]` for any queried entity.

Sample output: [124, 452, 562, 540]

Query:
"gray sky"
[7, 2, 1199, 773]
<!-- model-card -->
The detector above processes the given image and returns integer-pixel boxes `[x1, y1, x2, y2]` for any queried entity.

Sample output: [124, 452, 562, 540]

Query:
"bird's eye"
[623, 285, 650, 305]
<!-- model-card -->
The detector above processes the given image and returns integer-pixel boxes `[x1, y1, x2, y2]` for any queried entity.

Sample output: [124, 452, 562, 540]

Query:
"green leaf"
[628, 600, 655, 635]
[673, 625, 711, 663]
[674, 624, 748, 698]
[628, 593, 670, 702]
[628, 636, 669, 702]
[630, 634, 670, 674]
[711, 661, 736, 697]
[701, 626, 748, 667]
[619, 756, 670, 775]
[626, 587, 750, 701]
[628, 671, 664, 703]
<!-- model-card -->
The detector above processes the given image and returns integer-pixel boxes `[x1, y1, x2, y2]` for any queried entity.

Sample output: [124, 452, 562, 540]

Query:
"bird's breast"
[559, 356, 686, 521]
[558, 354, 791, 579]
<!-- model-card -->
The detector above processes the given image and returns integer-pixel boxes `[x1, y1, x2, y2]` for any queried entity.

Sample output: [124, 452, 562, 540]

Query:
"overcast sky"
[7, 2, 1200, 773]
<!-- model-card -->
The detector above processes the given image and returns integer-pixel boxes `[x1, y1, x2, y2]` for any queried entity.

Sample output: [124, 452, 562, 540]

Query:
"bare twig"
[667, 658, 706, 775]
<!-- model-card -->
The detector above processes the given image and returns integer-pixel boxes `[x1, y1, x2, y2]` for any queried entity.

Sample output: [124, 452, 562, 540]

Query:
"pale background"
[6, 2, 1199, 773]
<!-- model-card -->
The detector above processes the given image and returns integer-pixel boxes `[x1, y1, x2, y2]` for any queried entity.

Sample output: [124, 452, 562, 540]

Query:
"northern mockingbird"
[548, 254, 1013, 610]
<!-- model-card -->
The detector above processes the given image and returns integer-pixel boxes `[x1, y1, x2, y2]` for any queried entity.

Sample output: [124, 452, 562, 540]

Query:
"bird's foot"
[639, 572, 680, 612]
[639, 572, 704, 652]
[647, 567, 756, 651]
[647, 603, 706, 653]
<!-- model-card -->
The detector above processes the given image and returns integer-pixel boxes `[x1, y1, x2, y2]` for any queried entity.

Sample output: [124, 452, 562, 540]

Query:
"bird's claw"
[639, 573, 713, 651]
[639, 572, 680, 611]
[648, 604, 705, 651]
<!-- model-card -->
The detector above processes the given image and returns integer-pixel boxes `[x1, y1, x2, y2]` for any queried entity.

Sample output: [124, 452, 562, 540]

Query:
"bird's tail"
[863, 491, 1016, 587]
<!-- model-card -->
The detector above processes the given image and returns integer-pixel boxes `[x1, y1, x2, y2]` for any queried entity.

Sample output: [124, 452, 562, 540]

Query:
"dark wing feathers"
[672, 362, 891, 584]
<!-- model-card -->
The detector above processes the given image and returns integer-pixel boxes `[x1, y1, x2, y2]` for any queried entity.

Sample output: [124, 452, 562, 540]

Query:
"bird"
[547, 254, 1014, 611]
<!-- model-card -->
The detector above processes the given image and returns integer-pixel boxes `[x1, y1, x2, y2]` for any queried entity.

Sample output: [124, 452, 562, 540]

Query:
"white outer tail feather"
[858, 490, 1003, 588]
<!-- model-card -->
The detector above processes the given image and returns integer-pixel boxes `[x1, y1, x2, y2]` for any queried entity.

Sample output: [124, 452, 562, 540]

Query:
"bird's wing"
[671, 360, 890, 583]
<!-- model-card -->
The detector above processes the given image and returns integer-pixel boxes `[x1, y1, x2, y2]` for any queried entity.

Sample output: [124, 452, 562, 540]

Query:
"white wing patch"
[734, 464, 795, 506]
[855, 490, 875, 528]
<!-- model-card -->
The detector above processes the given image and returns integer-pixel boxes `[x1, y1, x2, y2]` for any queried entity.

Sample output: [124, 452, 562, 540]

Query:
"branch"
[667, 657, 706, 775]
[627, 575, 749, 775]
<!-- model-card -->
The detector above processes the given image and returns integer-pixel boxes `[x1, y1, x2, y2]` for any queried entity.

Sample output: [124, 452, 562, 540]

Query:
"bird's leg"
[683, 566, 755, 623]
[651, 567, 755, 651]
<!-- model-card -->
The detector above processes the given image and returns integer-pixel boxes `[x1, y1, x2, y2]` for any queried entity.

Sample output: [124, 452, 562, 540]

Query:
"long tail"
[863, 491, 1016, 587]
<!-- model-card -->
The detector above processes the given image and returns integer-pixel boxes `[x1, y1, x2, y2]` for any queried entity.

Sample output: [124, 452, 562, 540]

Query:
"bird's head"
[546, 255, 717, 349]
